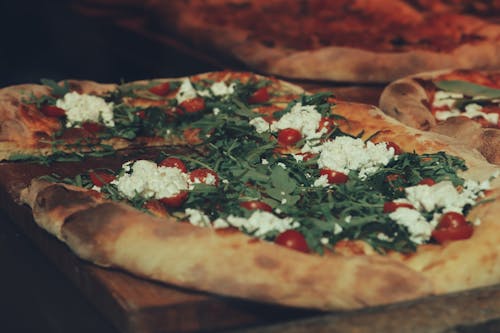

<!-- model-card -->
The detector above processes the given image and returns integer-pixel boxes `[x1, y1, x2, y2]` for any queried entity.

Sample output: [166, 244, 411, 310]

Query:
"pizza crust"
[20, 180, 433, 310]
[379, 70, 500, 164]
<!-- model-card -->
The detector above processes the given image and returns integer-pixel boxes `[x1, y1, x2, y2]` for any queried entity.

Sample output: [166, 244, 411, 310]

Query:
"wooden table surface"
[2, 1, 500, 332]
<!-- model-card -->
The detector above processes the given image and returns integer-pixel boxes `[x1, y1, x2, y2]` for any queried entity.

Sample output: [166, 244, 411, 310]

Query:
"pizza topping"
[184, 208, 211, 227]
[56, 92, 115, 128]
[89, 170, 116, 187]
[148, 82, 171, 96]
[39, 105, 66, 118]
[388, 208, 435, 244]
[189, 168, 219, 186]
[240, 201, 273, 212]
[249, 117, 271, 133]
[247, 87, 270, 104]
[215, 211, 300, 238]
[270, 102, 324, 139]
[431, 212, 474, 243]
[178, 97, 206, 114]
[176, 79, 198, 104]
[274, 230, 310, 253]
[277, 128, 302, 146]
[306, 137, 395, 180]
[383, 201, 414, 213]
[112, 160, 189, 200]
[318, 168, 349, 184]
[159, 157, 188, 173]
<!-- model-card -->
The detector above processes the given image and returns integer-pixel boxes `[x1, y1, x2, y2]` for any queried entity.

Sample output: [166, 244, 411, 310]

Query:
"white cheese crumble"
[404, 181, 481, 213]
[435, 103, 499, 125]
[432, 91, 463, 108]
[176, 79, 198, 104]
[389, 208, 434, 244]
[112, 160, 189, 199]
[56, 92, 114, 128]
[313, 174, 330, 187]
[210, 81, 236, 96]
[249, 117, 270, 133]
[270, 102, 324, 139]
[305, 136, 394, 180]
[388, 179, 491, 244]
[185, 208, 211, 227]
[218, 211, 300, 237]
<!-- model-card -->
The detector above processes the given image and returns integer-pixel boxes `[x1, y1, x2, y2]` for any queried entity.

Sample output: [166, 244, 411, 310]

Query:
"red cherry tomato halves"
[248, 87, 270, 104]
[319, 168, 349, 184]
[274, 230, 310, 253]
[277, 128, 302, 146]
[240, 201, 273, 212]
[148, 82, 171, 96]
[431, 212, 473, 243]
[89, 171, 116, 187]
[159, 157, 187, 173]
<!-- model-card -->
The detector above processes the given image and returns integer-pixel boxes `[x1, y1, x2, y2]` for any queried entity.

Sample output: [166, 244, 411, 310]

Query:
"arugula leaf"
[435, 80, 500, 98]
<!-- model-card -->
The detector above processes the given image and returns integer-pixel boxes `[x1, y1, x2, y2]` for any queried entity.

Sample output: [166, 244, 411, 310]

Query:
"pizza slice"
[0, 72, 301, 162]
[379, 69, 500, 164]
[15, 74, 500, 310]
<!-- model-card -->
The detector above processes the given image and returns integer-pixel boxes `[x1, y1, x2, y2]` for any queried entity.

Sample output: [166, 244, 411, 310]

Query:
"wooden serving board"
[1, 146, 500, 333]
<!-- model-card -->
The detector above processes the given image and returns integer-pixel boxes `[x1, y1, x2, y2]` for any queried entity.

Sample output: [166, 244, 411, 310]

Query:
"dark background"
[0, 0, 218, 88]
[0, 1, 217, 332]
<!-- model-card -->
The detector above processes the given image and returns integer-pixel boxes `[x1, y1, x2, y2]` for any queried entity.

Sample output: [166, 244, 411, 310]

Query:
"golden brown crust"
[20, 180, 432, 310]
[379, 70, 500, 164]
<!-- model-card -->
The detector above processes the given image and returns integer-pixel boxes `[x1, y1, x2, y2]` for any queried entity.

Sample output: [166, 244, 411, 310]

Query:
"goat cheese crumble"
[305, 136, 395, 180]
[56, 92, 114, 128]
[112, 160, 189, 199]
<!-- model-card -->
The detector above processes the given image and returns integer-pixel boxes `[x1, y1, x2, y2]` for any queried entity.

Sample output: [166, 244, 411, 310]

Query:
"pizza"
[379, 68, 500, 164]
[146, 0, 500, 83]
[0, 72, 300, 161]
[2, 71, 500, 311]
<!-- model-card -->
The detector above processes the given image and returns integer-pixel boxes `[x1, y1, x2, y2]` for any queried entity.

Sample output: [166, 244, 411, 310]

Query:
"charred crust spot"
[254, 255, 279, 270]
[36, 185, 95, 211]
[419, 119, 431, 130]
[62, 203, 126, 243]
[9, 98, 20, 107]
[68, 82, 83, 93]
[390, 82, 418, 97]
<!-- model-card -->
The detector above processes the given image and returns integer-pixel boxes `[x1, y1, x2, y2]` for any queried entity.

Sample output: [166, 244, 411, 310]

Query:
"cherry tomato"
[317, 117, 335, 133]
[148, 82, 171, 96]
[383, 201, 414, 213]
[89, 171, 116, 187]
[274, 230, 310, 253]
[247, 87, 270, 104]
[319, 168, 349, 184]
[136, 110, 146, 119]
[419, 178, 436, 186]
[386, 141, 403, 155]
[431, 212, 473, 243]
[159, 157, 187, 173]
[160, 191, 188, 208]
[40, 105, 66, 117]
[190, 168, 219, 186]
[82, 122, 105, 133]
[178, 97, 206, 114]
[240, 201, 273, 212]
[277, 128, 302, 146]
[295, 152, 315, 162]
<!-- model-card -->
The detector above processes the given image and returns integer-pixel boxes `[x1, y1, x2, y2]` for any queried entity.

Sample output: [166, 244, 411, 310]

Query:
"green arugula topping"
[435, 80, 500, 99]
